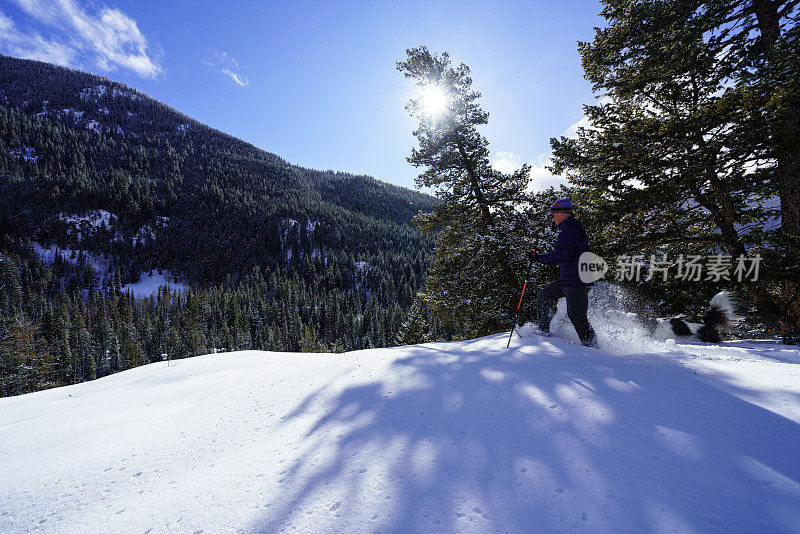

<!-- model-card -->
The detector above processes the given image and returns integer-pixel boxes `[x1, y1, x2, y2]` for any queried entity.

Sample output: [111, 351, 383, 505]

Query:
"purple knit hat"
[549, 198, 573, 213]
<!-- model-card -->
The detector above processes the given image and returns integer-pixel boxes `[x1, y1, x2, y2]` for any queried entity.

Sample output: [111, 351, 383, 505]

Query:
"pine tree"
[395, 296, 433, 345]
[117, 296, 141, 370]
[298, 325, 327, 353]
[108, 333, 120, 372]
[70, 301, 94, 381]
[166, 325, 181, 360]
[54, 299, 72, 383]
[0, 315, 21, 395]
[92, 305, 113, 375]
[550, 0, 799, 329]
[6, 310, 57, 393]
[397, 47, 554, 336]
[183, 290, 205, 356]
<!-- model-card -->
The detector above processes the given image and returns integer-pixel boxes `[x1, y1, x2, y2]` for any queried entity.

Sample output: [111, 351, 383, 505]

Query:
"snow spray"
[507, 250, 536, 348]
[516, 281, 682, 355]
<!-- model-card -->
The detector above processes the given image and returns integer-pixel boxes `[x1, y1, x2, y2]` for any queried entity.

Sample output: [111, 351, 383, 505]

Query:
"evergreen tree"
[298, 325, 327, 353]
[166, 325, 181, 360]
[4, 310, 57, 394]
[183, 290, 205, 356]
[92, 305, 113, 375]
[54, 299, 72, 382]
[0, 315, 21, 395]
[70, 301, 94, 381]
[397, 47, 556, 336]
[107, 333, 120, 373]
[117, 296, 141, 370]
[550, 0, 799, 329]
[395, 296, 433, 345]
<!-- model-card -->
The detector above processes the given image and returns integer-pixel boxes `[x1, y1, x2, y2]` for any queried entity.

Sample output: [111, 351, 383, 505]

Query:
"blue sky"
[0, 0, 605, 191]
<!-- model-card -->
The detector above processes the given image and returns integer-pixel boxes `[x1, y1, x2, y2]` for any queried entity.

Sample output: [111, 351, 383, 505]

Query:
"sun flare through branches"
[418, 84, 450, 118]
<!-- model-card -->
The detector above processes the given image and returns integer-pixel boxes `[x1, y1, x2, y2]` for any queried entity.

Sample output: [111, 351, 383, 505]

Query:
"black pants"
[537, 280, 597, 347]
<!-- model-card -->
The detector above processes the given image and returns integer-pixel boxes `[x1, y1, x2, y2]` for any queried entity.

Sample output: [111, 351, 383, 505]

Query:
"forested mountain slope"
[0, 54, 439, 396]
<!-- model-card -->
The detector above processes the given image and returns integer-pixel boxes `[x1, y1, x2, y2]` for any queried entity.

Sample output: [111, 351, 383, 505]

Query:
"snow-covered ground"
[58, 210, 117, 242]
[121, 272, 189, 298]
[1, 326, 799, 533]
[31, 241, 112, 281]
[31, 243, 186, 297]
[8, 146, 38, 162]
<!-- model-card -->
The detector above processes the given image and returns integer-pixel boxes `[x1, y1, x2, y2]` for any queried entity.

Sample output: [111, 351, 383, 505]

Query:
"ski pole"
[507, 249, 535, 348]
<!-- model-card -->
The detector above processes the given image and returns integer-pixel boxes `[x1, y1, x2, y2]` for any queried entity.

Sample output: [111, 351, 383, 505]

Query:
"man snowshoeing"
[529, 198, 598, 348]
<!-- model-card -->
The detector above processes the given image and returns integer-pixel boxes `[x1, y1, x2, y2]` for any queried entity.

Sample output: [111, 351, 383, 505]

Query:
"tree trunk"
[455, 139, 520, 312]
[752, 0, 800, 327]
[700, 165, 788, 327]
[456, 139, 492, 229]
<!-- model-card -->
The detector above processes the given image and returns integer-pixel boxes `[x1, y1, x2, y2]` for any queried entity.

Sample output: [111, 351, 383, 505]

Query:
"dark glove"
[528, 250, 539, 263]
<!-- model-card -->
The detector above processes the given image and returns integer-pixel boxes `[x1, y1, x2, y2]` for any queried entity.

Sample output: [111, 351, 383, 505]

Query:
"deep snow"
[1, 328, 799, 533]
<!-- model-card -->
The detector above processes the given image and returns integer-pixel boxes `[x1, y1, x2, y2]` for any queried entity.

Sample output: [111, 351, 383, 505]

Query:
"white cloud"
[204, 51, 249, 87]
[490, 96, 615, 193]
[0, 11, 77, 66]
[0, 0, 161, 78]
[561, 96, 612, 138]
[221, 67, 248, 87]
[489, 150, 521, 174]
[562, 115, 591, 139]
[490, 150, 568, 193]
[528, 153, 568, 192]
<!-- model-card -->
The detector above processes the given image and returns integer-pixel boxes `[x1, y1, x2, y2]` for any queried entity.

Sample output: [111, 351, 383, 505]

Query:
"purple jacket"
[537, 215, 591, 287]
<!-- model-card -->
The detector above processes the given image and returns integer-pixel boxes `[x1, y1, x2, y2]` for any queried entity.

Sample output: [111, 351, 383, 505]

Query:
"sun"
[419, 84, 449, 118]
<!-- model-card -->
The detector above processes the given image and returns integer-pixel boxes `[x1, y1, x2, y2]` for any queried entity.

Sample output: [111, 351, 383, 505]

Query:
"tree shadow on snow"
[249, 335, 800, 533]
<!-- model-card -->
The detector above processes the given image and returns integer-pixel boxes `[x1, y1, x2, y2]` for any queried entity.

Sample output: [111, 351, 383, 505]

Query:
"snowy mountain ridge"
[1, 329, 799, 533]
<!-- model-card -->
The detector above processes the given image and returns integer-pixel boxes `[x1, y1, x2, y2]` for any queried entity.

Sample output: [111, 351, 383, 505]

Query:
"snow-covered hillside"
[1, 331, 799, 533]
[121, 271, 189, 298]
